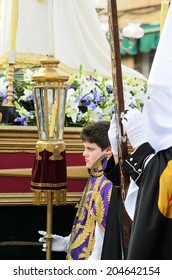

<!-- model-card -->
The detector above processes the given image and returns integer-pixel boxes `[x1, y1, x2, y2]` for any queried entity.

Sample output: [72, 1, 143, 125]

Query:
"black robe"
[123, 142, 172, 260]
[101, 156, 126, 260]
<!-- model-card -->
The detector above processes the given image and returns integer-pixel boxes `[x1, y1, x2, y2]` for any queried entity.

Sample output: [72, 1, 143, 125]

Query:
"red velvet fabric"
[31, 149, 67, 191]
[0, 152, 86, 193]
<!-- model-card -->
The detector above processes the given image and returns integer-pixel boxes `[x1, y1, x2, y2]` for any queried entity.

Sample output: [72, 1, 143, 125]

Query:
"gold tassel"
[52, 190, 66, 206]
[32, 190, 42, 205]
[32, 190, 66, 206]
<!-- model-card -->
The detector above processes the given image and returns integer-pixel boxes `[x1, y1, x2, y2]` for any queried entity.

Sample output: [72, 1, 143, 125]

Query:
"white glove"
[122, 108, 147, 148]
[108, 114, 119, 155]
[38, 230, 70, 253]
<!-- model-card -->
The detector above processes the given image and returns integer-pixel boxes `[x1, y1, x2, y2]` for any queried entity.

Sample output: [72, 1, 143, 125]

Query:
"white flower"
[65, 102, 79, 123]
[123, 75, 146, 111]
[77, 106, 103, 123]
[0, 76, 8, 94]
[18, 89, 33, 102]
[65, 67, 147, 127]
[23, 68, 33, 81]
[0, 65, 147, 127]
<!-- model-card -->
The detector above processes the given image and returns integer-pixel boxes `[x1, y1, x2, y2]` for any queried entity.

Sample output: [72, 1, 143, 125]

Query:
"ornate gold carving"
[5, 64, 15, 106]
[35, 141, 65, 160]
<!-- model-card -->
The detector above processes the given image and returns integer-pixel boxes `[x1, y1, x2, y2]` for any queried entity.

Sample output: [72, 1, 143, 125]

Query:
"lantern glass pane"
[58, 87, 67, 140]
[34, 88, 47, 140]
[34, 86, 67, 141]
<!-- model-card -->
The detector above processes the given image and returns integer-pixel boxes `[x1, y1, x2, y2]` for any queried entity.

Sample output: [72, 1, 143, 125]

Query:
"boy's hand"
[38, 230, 70, 252]
[108, 114, 119, 156]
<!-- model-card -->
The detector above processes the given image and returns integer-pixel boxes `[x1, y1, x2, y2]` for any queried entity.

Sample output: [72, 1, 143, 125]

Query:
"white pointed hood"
[143, 3, 172, 152]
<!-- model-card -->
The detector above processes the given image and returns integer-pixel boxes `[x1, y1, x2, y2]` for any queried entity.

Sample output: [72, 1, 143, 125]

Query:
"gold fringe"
[32, 189, 66, 206]
[31, 181, 67, 188]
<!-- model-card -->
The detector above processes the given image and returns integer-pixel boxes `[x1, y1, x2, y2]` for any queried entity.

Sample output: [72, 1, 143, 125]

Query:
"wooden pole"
[108, 0, 132, 252]
[108, 0, 130, 197]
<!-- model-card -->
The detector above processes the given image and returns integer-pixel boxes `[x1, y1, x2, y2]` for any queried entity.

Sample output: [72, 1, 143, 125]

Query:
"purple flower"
[26, 94, 34, 101]
[106, 85, 112, 93]
[0, 92, 7, 104]
[98, 115, 104, 121]
[93, 90, 104, 102]
[89, 75, 97, 82]
[88, 102, 97, 110]
[81, 93, 93, 106]
[14, 115, 28, 126]
[129, 102, 135, 109]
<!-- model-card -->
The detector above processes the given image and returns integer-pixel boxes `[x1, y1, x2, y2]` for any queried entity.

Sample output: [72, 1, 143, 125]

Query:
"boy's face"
[83, 141, 111, 169]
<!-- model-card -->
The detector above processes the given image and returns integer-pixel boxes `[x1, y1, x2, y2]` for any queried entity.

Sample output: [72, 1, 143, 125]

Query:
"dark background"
[0, 205, 76, 260]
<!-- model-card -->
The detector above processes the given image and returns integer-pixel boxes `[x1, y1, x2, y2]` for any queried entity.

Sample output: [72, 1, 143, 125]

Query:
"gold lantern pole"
[31, 57, 69, 260]
[46, 191, 53, 260]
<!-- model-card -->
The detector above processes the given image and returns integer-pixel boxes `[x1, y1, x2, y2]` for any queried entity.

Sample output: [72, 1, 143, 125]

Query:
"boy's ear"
[105, 146, 112, 155]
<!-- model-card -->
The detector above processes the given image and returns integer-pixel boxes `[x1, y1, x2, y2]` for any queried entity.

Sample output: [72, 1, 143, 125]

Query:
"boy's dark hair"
[80, 121, 111, 151]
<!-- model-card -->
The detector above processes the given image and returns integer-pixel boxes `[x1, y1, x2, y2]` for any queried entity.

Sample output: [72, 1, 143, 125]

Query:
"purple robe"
[66, 154, 113, 260]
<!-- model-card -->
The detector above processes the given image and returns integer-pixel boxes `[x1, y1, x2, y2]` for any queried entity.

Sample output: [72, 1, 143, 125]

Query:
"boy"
[39, 121, 124, 259]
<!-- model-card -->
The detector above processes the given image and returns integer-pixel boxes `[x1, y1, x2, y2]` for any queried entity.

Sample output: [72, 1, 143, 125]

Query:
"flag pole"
[108, 0, 132, 254]
[108, 0, 130, 197]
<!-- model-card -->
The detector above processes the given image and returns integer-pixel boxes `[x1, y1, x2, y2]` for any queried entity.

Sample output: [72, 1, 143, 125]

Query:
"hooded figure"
[122, 2, 172, 259]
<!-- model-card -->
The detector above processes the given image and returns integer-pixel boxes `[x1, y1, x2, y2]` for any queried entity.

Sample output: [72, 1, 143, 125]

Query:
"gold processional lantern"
[31, 57, 69, 260]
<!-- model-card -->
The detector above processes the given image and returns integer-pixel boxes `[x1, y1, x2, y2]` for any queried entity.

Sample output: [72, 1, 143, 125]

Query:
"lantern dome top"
[32, 57, 69, 84]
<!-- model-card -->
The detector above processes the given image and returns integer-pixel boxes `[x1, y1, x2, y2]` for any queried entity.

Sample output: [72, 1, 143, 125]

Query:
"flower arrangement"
[123, 74, 147, 112]
[65, 66, 147, 126]
[0, 68, 36, 125]
[65, 66, 115, 127]
[0, 66, 147, 126]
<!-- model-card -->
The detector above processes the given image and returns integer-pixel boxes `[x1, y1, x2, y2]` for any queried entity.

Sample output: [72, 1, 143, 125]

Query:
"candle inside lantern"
[49, 102, 57, 138]
[160, 0, 170, 34]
